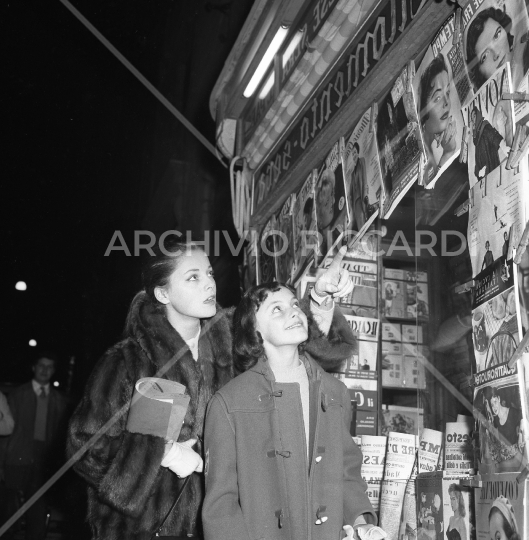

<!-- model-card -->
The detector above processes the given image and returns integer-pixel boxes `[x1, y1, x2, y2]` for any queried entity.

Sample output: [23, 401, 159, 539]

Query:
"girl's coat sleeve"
[66, 345, 166, 517]
[202, 394, 251, 540]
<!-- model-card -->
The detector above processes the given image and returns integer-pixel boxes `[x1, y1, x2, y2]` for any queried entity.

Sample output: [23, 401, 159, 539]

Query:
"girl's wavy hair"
[466, 8, 514, 89]
[448, 484, 466, 517]
[233, 282, 305, 373]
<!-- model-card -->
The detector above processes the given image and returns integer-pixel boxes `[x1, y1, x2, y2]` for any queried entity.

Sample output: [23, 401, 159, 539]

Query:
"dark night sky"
[4, 0, 251, 388]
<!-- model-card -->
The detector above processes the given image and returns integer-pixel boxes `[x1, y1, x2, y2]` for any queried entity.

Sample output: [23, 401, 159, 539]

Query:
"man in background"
[3, 352, 69, 540]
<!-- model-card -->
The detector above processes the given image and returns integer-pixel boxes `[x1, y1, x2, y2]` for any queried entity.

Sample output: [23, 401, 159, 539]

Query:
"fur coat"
[66, 291, 355, 540]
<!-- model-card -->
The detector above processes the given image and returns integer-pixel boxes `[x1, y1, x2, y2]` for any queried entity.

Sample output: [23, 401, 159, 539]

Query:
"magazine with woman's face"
[460, 0, 529, 123]
[413, 14, 466, 189]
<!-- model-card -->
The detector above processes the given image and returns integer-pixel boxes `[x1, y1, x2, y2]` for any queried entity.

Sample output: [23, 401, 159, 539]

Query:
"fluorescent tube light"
[258, 72, 275, 99]
[244, 25, 289, 98]
[282, 30, 304, 69]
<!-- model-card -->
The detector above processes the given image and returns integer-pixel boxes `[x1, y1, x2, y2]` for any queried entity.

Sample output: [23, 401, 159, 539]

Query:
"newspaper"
[360, 435, 387, 512]
[418, 428, 444, 473]
[459, 0, 529, 124]
[379, 432, 417, 540]
[342, 107, 384, 240]
[413, 14, 467, 189]
[292, 170, 318, 281]
[398, 457, 418, 540]
[444, 421, 474, 474]
[275, 193, 296, 283]
[376, 65, 423, 219]
[475, 472, 527, 540]
[314, 140, 347, 264]
[473, 358, 528, 474]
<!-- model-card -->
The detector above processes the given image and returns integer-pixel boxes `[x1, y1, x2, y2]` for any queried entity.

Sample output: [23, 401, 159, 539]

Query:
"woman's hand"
[161, 438, 204, 477]
[314, 246, 353, 299]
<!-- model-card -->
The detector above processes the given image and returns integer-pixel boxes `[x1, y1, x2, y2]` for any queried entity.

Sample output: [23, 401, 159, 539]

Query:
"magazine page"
[258, 215, 278, 284]
[292, 169, 318, 281]
[275, 193, 296, 283]
[444, 421, 474, 474]
[313, 140, 347, 264]
[381, 405, 423, 437]
[343, 315, 379, 372]
[460, 0, 529, 124]
[461, 63, 515, 189]
[413, 14, 467, 189]
[475, 472, 527, 540]
[360, 434, 387, 513]
[442, 476, 475, 540]
[473, 359, 528, 474]
[376, 65, 423, 219]
[399, 458, 419, 540]
[416, 473, 444, 540]
[379, 432, 417, 540]
[418, 428, 444, 473]
[342, 107, 383, 239]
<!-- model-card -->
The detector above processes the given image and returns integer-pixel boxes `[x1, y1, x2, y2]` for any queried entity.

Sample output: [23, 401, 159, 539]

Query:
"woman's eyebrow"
[184, 268, 200, 274]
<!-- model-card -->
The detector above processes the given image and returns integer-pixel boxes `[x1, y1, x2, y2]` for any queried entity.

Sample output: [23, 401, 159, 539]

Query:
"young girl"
[67, 239, 356, 540]
[202, 282, 380, 540]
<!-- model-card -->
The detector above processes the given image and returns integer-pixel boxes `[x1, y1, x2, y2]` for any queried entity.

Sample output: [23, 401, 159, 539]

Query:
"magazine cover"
[416, 473, 444, 540]
[467, 167, 526, 279]
[258, 215, 278, 284]
[314, 140, 347, 264]
[460, 0, 529, 125]
[343, 315, 379, 372]
[275, 193, 296, 283]
[413, 14, 467, 189]
[475, 472, 527, 540]
[342, 107, 384, 239]
[338, 370, 378, 412]
[376, 65, 423, 219]
[381, 405, 424, 436]
[471, 279, 521, 373]
[473, 359, 528, 474]
[461, 63, 515, 189]
[319, 252, 379, 317]
[292, 169, 318, 281]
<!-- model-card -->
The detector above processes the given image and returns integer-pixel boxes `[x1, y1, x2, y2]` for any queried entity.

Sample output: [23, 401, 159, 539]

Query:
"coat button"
[315, 456, 322, 463]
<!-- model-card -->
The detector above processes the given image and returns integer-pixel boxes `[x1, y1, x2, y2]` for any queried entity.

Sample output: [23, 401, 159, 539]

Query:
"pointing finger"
[327, 245, 347, 273]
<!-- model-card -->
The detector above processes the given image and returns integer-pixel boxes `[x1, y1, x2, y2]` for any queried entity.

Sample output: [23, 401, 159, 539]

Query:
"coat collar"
[248, 353, 323, 383]
[124, 290, 234, 370]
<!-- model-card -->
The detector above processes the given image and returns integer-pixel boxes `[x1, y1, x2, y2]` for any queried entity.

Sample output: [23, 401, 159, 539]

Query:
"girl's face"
[424, 71, 451, 135]
[474, 19, 511, 82]
[450, 492, 458, 512]
[489, 511, 509, 540]
[156, 250, 216, 322]
[255, 287, 308, 350]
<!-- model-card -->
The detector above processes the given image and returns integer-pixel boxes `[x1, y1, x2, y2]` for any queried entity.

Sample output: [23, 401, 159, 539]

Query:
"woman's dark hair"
[448, 484, 466, 517]
[489, 507, 520, 540]
[303, 197, 314, 216]
[141, 236, 203, 304]
[419, 54, 448, 123]
[233, 282, 299, 373]
[466, 8, 514, 89]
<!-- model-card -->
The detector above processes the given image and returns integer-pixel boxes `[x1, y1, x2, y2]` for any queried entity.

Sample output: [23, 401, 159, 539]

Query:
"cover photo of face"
[376, 66, 423, 219]
[314, 140, 347, 263]
[292, 170, 318, 279]
[275, 193, 296, 283]
[342, 107, 384, 240]
[461, 63, 515, 188]
[461, 0, 529, 123]
[413, 14, 466, 189]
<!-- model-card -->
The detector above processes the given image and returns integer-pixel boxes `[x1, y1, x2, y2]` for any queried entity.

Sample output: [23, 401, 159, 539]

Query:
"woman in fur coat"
[67, 239, 356, 540]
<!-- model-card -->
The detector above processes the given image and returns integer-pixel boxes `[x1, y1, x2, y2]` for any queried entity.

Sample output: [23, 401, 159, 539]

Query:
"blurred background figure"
[2, 352, 69, 540]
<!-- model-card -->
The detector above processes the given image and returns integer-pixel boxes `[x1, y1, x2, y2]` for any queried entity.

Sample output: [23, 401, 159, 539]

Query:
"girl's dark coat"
[66, 292, 355, 540]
